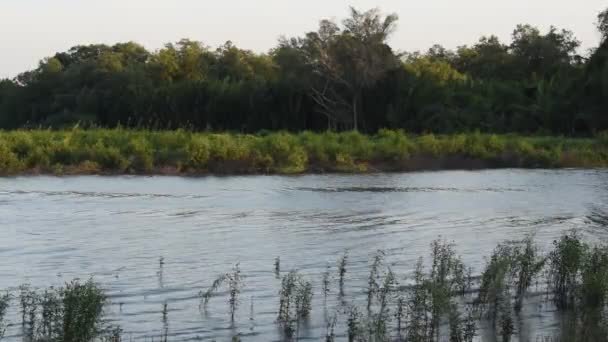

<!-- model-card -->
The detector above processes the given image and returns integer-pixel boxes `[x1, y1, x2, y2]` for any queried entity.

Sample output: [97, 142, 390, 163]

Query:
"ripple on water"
[0, 170, 607, 341]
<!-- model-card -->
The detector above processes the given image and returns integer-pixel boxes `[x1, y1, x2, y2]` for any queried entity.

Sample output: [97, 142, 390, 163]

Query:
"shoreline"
[1, 129, 607, 176]
[9, 156, 607, 177]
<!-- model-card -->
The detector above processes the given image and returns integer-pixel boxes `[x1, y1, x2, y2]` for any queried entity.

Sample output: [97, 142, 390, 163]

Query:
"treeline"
[1, 7, 608, 134]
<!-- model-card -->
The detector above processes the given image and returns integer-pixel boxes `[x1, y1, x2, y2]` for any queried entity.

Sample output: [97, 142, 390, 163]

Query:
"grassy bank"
[3, 231, 608, 341]
[0, 129, 607, 175]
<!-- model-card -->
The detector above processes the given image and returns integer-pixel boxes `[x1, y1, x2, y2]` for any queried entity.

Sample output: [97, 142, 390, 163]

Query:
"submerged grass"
[277, 271, 313, 340]
[199, 263, 244, 322]
[0, 129, 606, 175]
[12, 279, 109, 342]
[5, 232, 608, 341]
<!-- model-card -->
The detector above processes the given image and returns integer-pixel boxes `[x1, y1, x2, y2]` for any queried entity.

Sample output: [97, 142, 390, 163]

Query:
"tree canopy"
[1, 7, 607, 135]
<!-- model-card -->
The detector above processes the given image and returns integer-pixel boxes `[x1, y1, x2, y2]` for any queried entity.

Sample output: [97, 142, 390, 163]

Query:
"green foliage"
[549, 231, 589, 309]
[125, 137, 154, 172]
[0, 140, 23, 174]
[17, 279, 107, 342]
[1, 6, 608, 135]
[374, 129, 412, 161]
[187, 136, 210, 169]
[476, 238, 544, 341]
[277, 271, 313, 339]
[61, 279, 107, 341]
[0, 130, 606, 175]
[581, 246, 608, 309]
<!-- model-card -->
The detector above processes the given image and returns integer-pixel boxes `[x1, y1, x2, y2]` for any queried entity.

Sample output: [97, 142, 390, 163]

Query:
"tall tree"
[305, 7, 400, 130]
[510, 24, 580, 79]
[598, 8, 608, 42]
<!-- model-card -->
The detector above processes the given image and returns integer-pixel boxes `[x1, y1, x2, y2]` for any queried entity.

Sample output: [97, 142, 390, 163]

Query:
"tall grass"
[277, 271, 313, 339]
[4, 232, 608, 341]
[199, 263, 244, 322]
[13, 279, 109, 342]
[0, 129, 606, 175]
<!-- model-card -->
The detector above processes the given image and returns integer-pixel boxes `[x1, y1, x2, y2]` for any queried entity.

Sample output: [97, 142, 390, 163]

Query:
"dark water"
[1, 170, 608, 341]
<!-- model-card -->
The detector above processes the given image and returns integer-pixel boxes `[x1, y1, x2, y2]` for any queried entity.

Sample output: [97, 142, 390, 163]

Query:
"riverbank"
[0, 129, 606, 175]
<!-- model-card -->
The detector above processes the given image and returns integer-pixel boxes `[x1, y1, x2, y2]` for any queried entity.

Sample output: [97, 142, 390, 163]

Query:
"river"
[1, 170, 607, 341]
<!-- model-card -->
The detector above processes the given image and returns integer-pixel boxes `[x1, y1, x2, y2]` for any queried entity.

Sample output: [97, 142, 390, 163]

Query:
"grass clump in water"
[0, 292, 8, 339]
[5, 232, 608, 341]
[16, 279, 109, 342]
[337, 251, 348, 298]
[200, 263, 244, 322]
[277, 271, 313, 340]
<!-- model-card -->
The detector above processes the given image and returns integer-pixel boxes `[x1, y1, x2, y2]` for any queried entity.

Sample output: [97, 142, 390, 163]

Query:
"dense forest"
[1, 7, 608, 135]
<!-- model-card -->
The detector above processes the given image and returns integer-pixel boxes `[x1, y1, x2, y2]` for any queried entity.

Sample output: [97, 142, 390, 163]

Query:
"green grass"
[0, 128, 606, 175]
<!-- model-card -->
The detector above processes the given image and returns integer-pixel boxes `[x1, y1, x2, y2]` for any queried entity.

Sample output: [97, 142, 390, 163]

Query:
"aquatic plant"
[274, 256, 281, 278]
[277, 270, 313, 339]
[322, 264, 331, 303]
[371, 268, 396, 340]
[19, 284, 38, 341]
[367, 250, 385, 310]
[346, 306, 363, 342]
[325, 313, 338, 342]
[427, 239, 467, 340]
[513, 237, 545, 312]
[0, 292, 9, 339]
[161, 302, 168, 342]
[4, 231, 608, 341]
[548, 231, 588, 310]
[395, 296, 405, 341]
[200, 263, 244, 322]
[338, 251, 348, 297]
[15, 279, 108, 342]
[478, 244, 515, 321]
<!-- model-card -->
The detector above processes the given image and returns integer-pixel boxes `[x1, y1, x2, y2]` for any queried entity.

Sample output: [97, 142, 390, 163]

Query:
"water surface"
[1, 170, 607, 341]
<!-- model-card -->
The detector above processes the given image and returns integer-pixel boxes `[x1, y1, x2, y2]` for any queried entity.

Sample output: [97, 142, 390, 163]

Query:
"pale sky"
[1, 0, 606, 79]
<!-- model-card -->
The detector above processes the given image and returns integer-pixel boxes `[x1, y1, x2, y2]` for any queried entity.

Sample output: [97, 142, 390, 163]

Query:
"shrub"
[0, 141, 23, 174]
[125, 137, 154, 172]
[187, 136, 211, 169]
[417, 134, 441, 156]
[374, 129, 411, 160]
[89, 141, 129, 171]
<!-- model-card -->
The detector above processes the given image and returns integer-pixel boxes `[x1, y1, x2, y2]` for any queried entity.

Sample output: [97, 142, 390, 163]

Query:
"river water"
[1, 170, 607, 341]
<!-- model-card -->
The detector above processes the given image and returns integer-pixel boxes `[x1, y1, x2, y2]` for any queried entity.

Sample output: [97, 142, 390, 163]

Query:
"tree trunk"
[352, 94, 358, 131]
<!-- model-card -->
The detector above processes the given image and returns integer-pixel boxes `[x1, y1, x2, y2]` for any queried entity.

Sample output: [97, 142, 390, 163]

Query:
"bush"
[0, 141, 23, 174]
[187, 136, 211, 169]
[89, 141, 129, 171]
[126, 137, 154, 171]
[262, 133, 308, 173]
[417, 134, 441, 156]
[374, 129, 411, 161]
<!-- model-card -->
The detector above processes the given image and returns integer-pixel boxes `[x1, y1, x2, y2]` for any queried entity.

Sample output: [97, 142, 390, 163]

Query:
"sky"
[1, 0, 606, 79]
